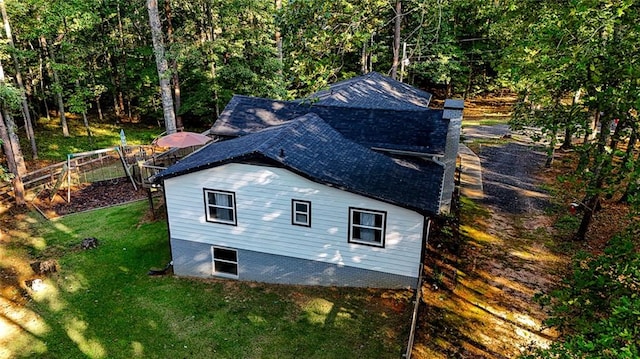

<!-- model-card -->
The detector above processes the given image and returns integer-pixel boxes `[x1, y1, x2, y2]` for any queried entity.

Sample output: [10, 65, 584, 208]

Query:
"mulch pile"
[31, 178, 147, 218]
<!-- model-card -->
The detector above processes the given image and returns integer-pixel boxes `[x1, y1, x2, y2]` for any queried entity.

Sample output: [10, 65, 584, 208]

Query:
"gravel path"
[478, 143, 549, 214]
[463, 125, 550, 214]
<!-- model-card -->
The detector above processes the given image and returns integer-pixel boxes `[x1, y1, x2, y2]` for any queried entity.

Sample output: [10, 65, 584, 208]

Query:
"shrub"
[523, 227, 640, 358]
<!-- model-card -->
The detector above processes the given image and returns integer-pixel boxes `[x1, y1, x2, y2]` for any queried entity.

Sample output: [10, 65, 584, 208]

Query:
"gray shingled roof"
[155, 114, 444, 215]
[306, 72, 433, 110]
[212, 95, 449, 155]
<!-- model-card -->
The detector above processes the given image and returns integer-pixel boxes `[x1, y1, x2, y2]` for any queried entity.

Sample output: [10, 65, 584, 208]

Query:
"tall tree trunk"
[620, 153, 639, 204]
[0, 59, 26, 176]
[0, 109, 26, 176]
[561, 126, 574, 149]
[575, 114, 613, 241]
[96, 97, 103, 120]
[0, 0, 37, 159]
[562, 89, 582, 149]
[545, 127, 558, 168]
[40, 35, 69, 137]
[117, 78, 125, 119]
[275, 0, 283, 68]
[25, 60, 38, 122]
[75, 79, 93, 141]
[34, 42, 51, 121]
[361, 42, 368, 74]
[205, 2, 220, 118]
[115, 0, 126, 120]
[390, 0, 402, 80]
[89, 70, 104, 121]
[0, 112, 25, 205]
[619, 127, 638, 203]
[147, 0, 177, 134]
[164, 0, 182, 130]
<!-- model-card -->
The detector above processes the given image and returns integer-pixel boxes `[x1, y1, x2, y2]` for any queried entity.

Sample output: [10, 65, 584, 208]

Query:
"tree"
[497, 0, 640, 240]
[147, 0, 176, 134]
[279, 0, 388, 97]
[163, 0, 183, 130]
[390, 0, 401, 80]
[0, 0, 37, 159]
[524, 230, 640, 358]
[393, 0, 502, 97]
[0, 112, 25, 205]
[0, 66, 26, 204]
[0, 58, 26, 176]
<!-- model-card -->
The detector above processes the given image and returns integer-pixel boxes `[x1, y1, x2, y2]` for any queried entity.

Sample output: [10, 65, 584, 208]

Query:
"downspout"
[67, 154, 71, 203]
[405, 216, 432, 357]
[161, 180, 174, 272]
[431, 158, 446, 215]
[152, 180, 173, 275]
[419, 217, 432, 284]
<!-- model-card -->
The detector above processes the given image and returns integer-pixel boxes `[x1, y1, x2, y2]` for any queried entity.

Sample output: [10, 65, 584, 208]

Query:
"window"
[348, 207, 386, 247]
[212, 247, 238, 278]
[291, 199, 311, 227]
[204, 189, 237, 225]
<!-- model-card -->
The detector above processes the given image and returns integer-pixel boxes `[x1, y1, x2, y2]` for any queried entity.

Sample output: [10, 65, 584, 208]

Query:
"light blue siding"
[164, 163, 426, 285]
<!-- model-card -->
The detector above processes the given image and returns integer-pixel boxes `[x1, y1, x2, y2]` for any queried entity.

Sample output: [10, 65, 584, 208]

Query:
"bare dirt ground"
[29, 178, 147, 218]
[413, 95, 565, 358]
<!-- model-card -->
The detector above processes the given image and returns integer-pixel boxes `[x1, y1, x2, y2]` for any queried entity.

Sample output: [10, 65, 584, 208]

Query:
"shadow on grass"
[1, 201, 413, 359]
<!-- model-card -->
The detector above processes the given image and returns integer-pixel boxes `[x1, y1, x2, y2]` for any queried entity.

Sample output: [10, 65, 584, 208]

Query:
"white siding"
[164, 163, 425, 278]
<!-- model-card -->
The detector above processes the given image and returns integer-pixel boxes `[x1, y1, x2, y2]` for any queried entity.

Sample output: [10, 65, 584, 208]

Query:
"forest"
[0, 0, 639, 357]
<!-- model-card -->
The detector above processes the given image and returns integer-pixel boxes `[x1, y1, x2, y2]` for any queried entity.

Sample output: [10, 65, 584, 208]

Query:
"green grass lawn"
[461, 117, 510, 128]
[22, 116, 165, 162]
[21, 114, 212, 163]
[2, 201, 412, 358]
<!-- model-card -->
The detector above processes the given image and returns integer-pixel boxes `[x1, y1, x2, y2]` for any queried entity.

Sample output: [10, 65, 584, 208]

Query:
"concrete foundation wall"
[171, 238, 418, 289]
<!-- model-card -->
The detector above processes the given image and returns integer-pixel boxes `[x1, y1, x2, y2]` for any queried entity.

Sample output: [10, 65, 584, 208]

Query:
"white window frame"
[348, 207, 386, 248]
[204, 189, 237, 225]
[291, 199, 311, 227]
[211, 246, 239, 278]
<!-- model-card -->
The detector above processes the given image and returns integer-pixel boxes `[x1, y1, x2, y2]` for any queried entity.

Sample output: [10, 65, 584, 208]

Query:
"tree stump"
[81, 237, 99, 250]
[30, 260, 58, 275]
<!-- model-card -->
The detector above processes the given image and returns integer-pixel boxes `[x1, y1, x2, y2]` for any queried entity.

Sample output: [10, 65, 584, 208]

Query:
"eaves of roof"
[156, 114, 444, 215]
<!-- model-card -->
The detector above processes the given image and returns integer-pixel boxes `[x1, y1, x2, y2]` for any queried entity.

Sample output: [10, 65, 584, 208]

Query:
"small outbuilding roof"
[305, 72, 433, 110]
[212, 95, 449, 155]
[155, 114, 444, 215]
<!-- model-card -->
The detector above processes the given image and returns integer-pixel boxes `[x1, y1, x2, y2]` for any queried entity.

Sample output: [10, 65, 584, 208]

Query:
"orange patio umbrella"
[154, 131, 212, 148]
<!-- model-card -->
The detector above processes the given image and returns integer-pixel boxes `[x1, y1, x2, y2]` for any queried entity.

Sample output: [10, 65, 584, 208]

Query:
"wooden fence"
[0, 145, 162, 205]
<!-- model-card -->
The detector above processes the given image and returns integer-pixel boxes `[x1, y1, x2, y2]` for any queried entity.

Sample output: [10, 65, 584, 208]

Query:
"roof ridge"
[255, 113, 317, 152]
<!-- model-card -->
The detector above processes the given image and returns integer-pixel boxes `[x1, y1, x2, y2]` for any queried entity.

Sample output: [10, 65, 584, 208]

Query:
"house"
[152, 72, 463, 288]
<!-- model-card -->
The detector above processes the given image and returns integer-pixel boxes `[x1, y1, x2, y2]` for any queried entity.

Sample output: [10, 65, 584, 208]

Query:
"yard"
[0, 201, 413, 358]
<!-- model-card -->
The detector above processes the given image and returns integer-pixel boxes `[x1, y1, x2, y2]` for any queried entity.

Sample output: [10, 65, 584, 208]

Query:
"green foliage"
[67, 86, 92, 114]
[0, 164, 14, 182]
[523, 228, 640, 358]
[4, 0, 509, 128]
[497, 0, 640, 238]
[0, 83, 23, 113]
[553, 214, 580, 238]
[406, 0, 503, 95]
[279, 0, 388, 97]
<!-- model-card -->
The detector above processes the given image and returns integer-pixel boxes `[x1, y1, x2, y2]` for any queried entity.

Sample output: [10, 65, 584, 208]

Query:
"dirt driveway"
[413, 124, 566, 358]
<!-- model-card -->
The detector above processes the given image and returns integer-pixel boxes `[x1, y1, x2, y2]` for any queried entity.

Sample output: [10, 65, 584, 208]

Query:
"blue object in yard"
[120, 129, 127, 147]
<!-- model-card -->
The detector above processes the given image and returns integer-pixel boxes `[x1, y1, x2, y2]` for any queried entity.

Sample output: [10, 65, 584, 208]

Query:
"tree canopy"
[0, 0, 639, 356]
[0, 0, 506, 129]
